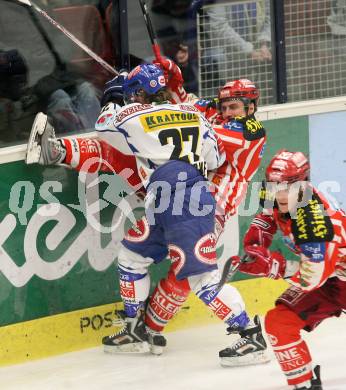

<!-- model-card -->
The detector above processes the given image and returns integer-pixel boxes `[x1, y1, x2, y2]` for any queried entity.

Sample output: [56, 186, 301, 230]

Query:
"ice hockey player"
[143, 57, 268, 365]
[26, 63, 269, 366]
[97, 64, 267, 365]
[225, 149, 346, 389]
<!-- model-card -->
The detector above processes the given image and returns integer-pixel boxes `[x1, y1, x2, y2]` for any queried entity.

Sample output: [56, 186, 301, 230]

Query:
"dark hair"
[140, 87, 172, 103]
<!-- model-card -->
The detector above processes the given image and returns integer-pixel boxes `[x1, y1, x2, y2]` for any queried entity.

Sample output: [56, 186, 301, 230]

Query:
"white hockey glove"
[26, 112, 66, 165]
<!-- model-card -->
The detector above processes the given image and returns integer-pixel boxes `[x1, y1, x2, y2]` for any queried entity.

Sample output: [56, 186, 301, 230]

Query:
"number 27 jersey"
[96, 102, 224, 187]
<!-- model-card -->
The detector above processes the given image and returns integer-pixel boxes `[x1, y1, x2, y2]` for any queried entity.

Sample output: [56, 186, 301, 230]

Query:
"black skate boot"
[103, 310, 149, 353]
[295, 365, 323, 390]
[146, 326, 167, 356]
[219, 315, 270, 367]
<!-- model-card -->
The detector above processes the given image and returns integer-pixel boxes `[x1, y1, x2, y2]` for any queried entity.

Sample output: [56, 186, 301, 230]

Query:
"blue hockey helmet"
[123, 64, 166, 99]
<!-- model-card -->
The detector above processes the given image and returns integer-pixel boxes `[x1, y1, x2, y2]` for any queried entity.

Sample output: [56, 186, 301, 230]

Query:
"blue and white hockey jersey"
[96, 102, 224, 187]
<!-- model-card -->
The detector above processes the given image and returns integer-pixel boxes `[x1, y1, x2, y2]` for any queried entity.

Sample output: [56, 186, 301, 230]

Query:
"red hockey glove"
[244, 213, 277, 248]
[153, 57, 184, 90]
[241, 245, 286, 279]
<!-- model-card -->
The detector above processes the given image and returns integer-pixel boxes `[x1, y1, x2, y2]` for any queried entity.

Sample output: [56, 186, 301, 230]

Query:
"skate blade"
[149, 344, 165, 356]
[104, 341, 150, 354]
[25, 112, 47, 164]
[220, 351, 271, 367]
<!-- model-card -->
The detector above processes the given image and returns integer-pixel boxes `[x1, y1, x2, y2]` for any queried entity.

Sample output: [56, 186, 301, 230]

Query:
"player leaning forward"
[226, 150, 346, 389]
[27, 65, 268, 366]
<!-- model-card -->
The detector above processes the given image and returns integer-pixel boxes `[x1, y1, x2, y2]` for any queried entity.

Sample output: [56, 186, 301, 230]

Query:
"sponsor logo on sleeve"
[300, 242, 325, 262]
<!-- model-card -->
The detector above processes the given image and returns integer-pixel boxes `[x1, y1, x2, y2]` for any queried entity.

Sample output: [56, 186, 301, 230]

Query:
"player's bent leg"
[145, 267, 191, 355]
[102, 245, 153, 354]
[264, 304, 322, 389]
[188, 270, 270, 366]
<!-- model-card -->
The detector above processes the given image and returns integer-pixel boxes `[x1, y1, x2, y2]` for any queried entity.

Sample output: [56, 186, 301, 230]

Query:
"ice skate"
[146, 326, 167, 356]
[26, 112, 66, 165]
[294, 365, 323, 390]
[219, 315, 270, 367]
[103, 310, 150, 354]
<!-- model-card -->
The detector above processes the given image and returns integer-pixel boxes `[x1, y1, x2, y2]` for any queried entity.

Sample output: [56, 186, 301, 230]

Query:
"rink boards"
[0, 278, 288, 366]
[1, 97, 346, 366]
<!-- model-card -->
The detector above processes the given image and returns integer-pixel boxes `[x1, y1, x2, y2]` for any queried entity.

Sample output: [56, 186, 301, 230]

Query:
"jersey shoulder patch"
[242, 117, 266, 141]
[223, 119, 244, 132]
[299, 242, 326, 262]
[291, 192, 334, 245]
[95, 103, 120, 130]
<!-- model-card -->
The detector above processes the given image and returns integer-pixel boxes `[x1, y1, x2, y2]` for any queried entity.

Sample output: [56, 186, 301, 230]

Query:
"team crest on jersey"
[194, 233, 217, 264]
[168, 244, 186, 275]
[124, 217, 150, 242]
[96, 113, 114, 127]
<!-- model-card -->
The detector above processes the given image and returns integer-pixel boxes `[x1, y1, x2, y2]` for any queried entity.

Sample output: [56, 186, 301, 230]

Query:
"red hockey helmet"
[265, 150, 310, 184]
[218, 79, 260, 106]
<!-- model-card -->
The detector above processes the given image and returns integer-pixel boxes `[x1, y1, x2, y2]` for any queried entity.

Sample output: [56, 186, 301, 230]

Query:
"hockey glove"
[153, 57, 184, 90]
[101, 70, 128, 107]
[242, 245, 286, 279]
[234, 115, 266, 141]
[26, 112, 66, 165]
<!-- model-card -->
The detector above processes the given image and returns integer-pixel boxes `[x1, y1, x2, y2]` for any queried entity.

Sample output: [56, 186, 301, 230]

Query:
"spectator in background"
[150, 0, 201, 94]
[0, 49, 33, 143]
[0, 0, 102, 142]
[205, 0, 271, 91]
[328, 0, 346, 36]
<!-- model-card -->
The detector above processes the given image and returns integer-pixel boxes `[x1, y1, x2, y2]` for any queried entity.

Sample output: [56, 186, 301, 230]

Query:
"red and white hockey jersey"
[245, 186, 346, 291]
[194, 98, 266, 218]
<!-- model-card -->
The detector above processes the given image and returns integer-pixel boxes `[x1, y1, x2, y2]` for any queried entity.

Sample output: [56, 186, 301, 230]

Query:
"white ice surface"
[1, 315, 346, 390]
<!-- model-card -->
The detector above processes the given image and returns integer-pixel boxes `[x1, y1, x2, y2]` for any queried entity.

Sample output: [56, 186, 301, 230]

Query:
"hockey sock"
[265, 305, 313, 386]
[145, 271, 190, 331]
[118, 264, 150, 318]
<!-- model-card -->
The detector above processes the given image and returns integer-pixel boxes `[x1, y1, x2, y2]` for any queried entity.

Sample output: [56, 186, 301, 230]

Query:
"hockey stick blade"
[217, 255, 248, 289]
[25, 112, 47, 164]
[16, 0, 118, 75]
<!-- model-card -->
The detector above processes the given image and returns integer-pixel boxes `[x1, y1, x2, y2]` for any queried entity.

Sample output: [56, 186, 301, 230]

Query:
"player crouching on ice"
[224, 150, 346, 389]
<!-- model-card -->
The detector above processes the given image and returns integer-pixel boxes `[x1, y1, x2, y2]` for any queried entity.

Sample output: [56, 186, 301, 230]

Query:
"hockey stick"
[138, 0, 162, 61]
[16, 0, 118, 75]
[217, 255, 248, 289]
